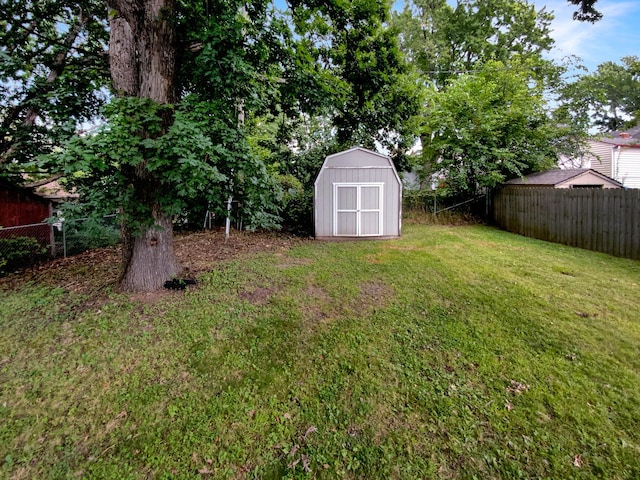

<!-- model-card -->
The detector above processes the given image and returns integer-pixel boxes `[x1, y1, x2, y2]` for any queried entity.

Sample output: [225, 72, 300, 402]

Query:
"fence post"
[485, 191, 489, 219]
[48, 204, 56, 258]
[49, 224, 56, 258]
[433, 192, 437, 219]
[225, 195, 232, 242]
[62, 220, 67, 258]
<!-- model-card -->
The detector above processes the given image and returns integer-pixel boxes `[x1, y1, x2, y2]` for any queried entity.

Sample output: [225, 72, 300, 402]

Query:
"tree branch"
[1, 8, 96, 164]
[107, 0, 144, 28]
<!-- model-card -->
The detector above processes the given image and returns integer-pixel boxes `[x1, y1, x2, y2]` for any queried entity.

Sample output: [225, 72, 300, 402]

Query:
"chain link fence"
[1, 215, 121, 276]
[56, 214, 120, 257]
[0, 223, 55, 274]
[403, 190, 490, 220]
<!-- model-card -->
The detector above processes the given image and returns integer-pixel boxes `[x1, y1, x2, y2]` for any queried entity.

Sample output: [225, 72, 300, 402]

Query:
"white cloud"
[544, 0, 640, 71]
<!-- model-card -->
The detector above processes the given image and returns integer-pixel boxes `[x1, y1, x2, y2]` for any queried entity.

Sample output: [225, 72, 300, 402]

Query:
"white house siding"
[587, 141, 614, 177]
[586, 141, 640, 189]
[615, 148, 640, 189]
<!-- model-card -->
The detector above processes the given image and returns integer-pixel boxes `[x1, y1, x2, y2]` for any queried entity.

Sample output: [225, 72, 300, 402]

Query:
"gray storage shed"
[314, 147, 402, 239]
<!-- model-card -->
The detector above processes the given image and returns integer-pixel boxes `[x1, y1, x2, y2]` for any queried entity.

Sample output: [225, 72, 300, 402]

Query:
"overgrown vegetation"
[1, 224, 639, 478]
[0, 236, 47, 275]
[60, 217, 121, 256]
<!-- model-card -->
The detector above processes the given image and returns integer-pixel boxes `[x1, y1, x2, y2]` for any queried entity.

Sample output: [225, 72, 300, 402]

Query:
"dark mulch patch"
[0, 230, 305, 297]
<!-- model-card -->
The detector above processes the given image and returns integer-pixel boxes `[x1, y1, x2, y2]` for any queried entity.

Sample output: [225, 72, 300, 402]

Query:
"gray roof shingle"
[505, 169, 622, 187]
[506, 169, 590, 185]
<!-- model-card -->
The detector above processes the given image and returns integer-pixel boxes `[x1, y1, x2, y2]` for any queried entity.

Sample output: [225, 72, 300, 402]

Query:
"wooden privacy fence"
[493, 188, 640, 260]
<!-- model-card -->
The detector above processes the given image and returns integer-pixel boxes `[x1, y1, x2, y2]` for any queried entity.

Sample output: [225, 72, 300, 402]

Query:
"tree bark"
[119, 211, 179, 292]
[108, 0, 181, 292]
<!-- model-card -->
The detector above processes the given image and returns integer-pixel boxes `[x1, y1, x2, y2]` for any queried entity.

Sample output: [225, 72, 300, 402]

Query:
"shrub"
[276, 174, 313, 236]
[0, 236, 48, 275]
[61, 217, 120, 256]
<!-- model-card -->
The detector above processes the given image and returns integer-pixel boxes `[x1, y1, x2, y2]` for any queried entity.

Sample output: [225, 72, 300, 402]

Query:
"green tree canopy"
[286, 0, 423, 167]
[392, 0, 587, 196]
[420, 60, 570, 196]
[0, 0, 109, 178]
[392, 0, 555, 88]
[559, 56, 640, 132]
[568, 0, 602, 22]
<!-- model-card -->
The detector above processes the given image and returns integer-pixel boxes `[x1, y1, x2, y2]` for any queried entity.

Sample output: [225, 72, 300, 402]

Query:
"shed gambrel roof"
[505, 169, 623, 188]
[315, 147, 401, 185]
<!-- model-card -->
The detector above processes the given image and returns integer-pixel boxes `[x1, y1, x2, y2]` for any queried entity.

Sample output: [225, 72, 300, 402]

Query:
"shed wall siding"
[557, 172, 622, 188]
[0, 187, 50, 227]
[315, 167, 400, 237]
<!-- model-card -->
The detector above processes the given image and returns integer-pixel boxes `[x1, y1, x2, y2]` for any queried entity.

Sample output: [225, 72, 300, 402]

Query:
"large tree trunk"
[120, 211, 179, 292]
[108, 0, 181, 292]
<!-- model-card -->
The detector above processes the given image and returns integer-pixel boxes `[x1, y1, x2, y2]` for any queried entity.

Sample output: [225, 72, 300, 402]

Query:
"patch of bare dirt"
[300, 281, 394, 326]
[303, 285, 331, 302]
[128, 288, 179, 305]
[0, 230, 305, 298]
[238, 286, 278, 305]
[175, 230, 303, 276]
[300, 284, 332, 323]
[0, 245, 122, 305]
[358, 281, 394, 308]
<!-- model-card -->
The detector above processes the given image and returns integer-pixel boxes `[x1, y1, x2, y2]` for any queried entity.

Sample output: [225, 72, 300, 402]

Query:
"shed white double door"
[333, 183, 383, 236]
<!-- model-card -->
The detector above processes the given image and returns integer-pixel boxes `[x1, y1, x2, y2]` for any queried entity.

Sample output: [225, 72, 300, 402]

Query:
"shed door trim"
[332, 182, 384, 237]
[325, 166, 395, 170]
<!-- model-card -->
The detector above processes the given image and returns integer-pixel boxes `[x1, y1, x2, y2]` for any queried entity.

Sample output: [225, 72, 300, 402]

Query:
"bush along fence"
[57, 214, 120, 257]
[493, 188, 640, 260]
[0, 223, 53, 274]
[0, 215, 120, 275]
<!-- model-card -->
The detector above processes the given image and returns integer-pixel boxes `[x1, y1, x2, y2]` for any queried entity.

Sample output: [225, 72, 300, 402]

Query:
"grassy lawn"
[1, 224, 639, 479]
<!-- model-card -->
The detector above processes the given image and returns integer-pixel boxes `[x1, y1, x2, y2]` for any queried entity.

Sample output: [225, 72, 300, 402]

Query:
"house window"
[571, 184, 603, 189]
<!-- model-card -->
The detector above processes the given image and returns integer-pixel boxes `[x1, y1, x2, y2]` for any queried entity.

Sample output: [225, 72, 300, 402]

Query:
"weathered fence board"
[493, 188, 640, 260]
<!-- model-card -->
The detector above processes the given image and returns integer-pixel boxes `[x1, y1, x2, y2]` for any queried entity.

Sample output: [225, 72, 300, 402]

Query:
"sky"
[543, 0, 640, 72]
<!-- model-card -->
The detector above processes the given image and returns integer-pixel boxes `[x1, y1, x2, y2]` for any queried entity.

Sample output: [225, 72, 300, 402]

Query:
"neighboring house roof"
[597, 124, 640, 147]
[23, 175, 79, 201]
[505, 169, 623, 188]
[0, 180, 51, 204]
